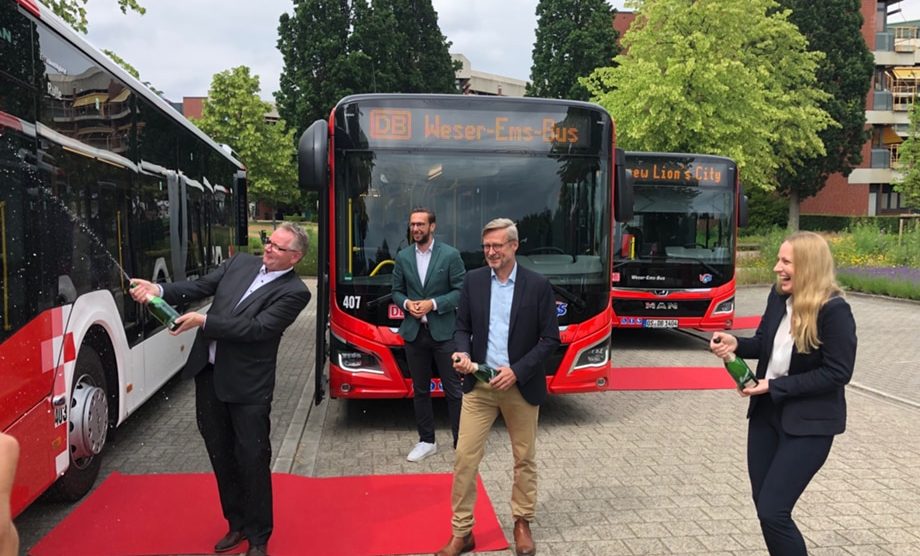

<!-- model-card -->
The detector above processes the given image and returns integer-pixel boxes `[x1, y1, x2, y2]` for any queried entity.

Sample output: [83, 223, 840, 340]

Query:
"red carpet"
[732, 315, 761, 329]
[30, 472, 508, 556]
[610, 366, 736, 390]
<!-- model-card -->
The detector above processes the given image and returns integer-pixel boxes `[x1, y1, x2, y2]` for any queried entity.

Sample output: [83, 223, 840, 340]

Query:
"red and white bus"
[297, 94, 632, 402]
[1, 0, 248, 515]
[611, 152, 748, 331]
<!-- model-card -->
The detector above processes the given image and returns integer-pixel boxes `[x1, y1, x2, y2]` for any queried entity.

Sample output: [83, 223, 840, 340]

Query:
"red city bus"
[298, 94, 632, 402]
[1, 0, 248, 515]
[611, 152, 748, 331]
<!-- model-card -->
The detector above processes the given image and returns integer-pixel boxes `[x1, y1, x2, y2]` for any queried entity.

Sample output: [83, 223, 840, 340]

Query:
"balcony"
[894, 26, 919, 53]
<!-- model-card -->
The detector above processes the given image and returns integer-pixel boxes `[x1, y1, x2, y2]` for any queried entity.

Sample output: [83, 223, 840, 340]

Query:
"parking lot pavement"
[15, 281, 920, 555]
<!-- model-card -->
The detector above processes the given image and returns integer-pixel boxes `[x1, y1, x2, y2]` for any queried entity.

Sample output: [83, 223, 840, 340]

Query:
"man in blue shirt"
[437, 218, 560, 556]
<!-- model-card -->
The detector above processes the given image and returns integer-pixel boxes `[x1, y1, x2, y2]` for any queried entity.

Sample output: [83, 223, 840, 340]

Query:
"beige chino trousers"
[450, 381, 540, 536]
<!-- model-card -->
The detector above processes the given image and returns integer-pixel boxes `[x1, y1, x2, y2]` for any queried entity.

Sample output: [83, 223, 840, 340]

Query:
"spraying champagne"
[130, 280, 182, 332]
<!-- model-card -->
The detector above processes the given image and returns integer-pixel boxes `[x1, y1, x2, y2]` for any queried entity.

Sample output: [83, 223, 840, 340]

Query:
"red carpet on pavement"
[31, 472, 508, 556]
[732, 315, 761, 330]
[610, 366, 736, 390]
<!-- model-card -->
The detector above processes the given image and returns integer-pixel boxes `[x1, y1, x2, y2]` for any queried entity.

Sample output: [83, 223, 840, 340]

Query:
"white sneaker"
[407, 441, 438, 462]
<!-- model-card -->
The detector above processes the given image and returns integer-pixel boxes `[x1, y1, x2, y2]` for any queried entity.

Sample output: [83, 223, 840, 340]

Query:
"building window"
[880, 185, 903, 211]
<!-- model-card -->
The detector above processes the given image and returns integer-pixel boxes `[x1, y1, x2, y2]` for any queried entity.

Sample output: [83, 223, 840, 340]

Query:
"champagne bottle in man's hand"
[453, 356, 499, 384]
[130, 281, 182, 331]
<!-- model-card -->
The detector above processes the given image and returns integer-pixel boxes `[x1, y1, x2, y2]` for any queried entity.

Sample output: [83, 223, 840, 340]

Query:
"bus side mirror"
[738, 184, 749, 228]
[298, 119, 329, 192]
[614, 148, 634, 223]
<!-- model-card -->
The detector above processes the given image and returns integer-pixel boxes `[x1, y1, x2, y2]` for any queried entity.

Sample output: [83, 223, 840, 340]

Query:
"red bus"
[611, 152, 748, 331]
[1, 0, 248, 515]
[298, 94, 632, 402]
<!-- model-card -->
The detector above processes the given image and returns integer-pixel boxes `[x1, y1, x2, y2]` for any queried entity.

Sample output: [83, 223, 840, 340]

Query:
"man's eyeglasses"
[481, 242, 508, 252]
[263, 238, 300, 253]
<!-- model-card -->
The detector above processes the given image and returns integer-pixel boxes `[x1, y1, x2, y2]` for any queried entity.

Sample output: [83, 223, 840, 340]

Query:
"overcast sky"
[80, 0, 920, 103]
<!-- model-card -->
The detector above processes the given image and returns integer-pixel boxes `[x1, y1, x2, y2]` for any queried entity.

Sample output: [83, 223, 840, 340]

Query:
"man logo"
[370, 109, 412, 140]
[645, 301, 678, 311]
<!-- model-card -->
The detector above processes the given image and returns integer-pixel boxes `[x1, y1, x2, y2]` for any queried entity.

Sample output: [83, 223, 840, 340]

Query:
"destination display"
[628, 158, 731, 187]
[338, 101, 605, 153]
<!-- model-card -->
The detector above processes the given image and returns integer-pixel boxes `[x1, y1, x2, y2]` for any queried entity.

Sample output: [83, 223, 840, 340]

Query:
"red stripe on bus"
[16, 0, 41, 18]
[0, 111, 23, 132]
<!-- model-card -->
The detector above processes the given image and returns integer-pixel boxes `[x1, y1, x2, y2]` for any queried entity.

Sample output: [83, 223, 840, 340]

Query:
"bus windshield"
[613, 157, 737, 290]
[334, 150, 610, 315]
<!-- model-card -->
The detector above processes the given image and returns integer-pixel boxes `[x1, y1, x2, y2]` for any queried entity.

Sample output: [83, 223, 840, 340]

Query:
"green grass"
[836, 273, 920, 300]
[738, 224, 920, 299]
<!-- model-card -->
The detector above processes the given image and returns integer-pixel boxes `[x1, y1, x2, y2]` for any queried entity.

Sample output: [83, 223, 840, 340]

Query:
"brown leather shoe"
[214, 530, 246, 552]
[434, 532, 475, 556]
[513, 518, 535, 556]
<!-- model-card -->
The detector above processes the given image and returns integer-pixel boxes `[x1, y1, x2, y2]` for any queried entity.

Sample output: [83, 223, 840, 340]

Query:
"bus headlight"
[332, 335, 384, 374]
[713, 298, 734, 315]
[572, 336, 610, 372]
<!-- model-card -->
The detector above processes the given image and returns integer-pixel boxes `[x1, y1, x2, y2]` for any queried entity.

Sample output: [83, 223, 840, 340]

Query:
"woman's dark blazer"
[736, 288, 857, 436]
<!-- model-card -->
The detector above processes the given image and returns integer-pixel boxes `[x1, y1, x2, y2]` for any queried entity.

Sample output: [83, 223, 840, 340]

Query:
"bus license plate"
[644, 319, 678, 329]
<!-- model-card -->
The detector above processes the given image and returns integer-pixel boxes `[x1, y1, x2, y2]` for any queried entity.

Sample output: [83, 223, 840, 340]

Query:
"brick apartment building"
[615, 1, 920, 217]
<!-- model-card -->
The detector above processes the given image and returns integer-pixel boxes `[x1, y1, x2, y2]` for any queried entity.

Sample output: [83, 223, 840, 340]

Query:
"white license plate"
[644, 319, 678, 329]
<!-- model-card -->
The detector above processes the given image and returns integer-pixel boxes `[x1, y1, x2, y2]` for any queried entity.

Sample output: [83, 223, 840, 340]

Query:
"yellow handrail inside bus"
[1, 202, 8, 331]
[369, 259, 394, 277]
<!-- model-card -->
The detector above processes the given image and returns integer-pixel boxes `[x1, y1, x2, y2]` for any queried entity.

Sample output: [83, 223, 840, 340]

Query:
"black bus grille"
[612, 299, 711, 317]
[390, 344, 569, 378]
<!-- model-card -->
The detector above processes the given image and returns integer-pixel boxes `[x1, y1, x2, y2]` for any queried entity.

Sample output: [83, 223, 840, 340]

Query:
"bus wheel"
[49, 347, 109, 501]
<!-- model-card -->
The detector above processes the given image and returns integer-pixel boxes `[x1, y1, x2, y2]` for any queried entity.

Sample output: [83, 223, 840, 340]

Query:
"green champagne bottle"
[144, 293, 182, 332]
[453, 357, 499, 384]
[714, 338, 758, 389]
[723, 354, 759, 389]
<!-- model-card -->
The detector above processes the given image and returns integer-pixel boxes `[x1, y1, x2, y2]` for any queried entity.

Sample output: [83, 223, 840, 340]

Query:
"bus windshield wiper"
[366, 293, 392, 308]
[551, 283, 586, 310]
[664, 256, 724, 280]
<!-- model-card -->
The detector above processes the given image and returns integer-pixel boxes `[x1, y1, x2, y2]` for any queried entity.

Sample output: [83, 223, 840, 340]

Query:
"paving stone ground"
[15, 282, 920, 555]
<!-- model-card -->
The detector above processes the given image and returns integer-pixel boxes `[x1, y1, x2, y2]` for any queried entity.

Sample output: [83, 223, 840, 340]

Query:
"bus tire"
[48, 347, 109, 501]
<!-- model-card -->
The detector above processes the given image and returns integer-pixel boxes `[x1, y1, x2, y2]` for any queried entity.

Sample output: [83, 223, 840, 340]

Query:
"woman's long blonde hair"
[776, 231, 843, 354]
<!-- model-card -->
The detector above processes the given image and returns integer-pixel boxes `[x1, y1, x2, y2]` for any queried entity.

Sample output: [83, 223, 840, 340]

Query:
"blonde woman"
[710, 231, 857, 555]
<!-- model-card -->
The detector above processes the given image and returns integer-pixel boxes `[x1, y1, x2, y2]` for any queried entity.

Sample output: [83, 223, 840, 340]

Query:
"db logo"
[388, 304, 405, 320]
[370, 109, 412, 140]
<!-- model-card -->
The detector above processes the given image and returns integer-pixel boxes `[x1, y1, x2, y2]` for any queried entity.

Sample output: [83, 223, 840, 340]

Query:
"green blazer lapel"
[402, 245, 422, 293]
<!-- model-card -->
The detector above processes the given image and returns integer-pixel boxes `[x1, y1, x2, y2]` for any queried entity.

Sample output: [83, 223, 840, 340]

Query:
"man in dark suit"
[436, 218, 559, 556]
[391, 208, 466, 461]
[130, 222, 311, 556]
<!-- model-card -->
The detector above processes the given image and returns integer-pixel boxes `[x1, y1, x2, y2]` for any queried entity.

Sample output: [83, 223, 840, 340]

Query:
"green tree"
[276, 0, 457, 139]
[379, 0, 457, 93]
[197, 67, 299, 210]
[276, 0, 355, 141]
[41, 0, 144, 33]
[527, 0, 619, 100]
[582, 0, 834, 192]
[894, 99, 920, 209]
[774, 0, 873, 230]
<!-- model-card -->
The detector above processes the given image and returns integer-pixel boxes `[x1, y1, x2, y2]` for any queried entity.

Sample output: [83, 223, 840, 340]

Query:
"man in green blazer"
[392, 208, 466, 462]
